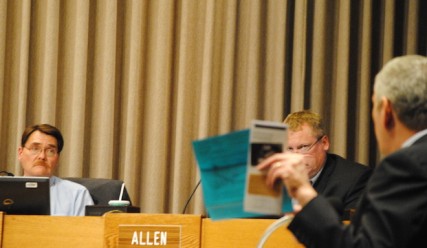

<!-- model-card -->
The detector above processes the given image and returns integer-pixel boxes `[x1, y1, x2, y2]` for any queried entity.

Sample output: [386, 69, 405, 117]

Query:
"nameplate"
[118, 224, 181, 247]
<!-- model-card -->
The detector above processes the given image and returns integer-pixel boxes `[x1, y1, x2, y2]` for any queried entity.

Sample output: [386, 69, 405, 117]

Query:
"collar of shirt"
[50, 176, 59, 186]
[402, 128, 427, 148]
[310, 165, 324, 185]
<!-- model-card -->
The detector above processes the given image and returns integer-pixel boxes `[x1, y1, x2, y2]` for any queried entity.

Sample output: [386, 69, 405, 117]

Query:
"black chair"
[64, 177, 133, 206]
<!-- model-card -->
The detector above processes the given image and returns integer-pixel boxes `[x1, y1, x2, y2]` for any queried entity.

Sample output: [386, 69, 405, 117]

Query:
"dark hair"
[21, 124, 64, 153]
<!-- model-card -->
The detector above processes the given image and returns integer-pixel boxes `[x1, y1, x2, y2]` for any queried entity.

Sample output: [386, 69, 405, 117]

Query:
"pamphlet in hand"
[192, 120, 292, 220]
[244, 120, 287, 215]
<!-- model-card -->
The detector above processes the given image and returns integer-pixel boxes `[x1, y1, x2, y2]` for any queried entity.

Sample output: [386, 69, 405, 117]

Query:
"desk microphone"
[108, 182, 130, 206]
[182, 179, 201, 214]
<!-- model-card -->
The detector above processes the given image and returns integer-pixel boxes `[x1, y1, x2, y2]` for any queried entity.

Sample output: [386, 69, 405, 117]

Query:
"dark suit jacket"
[288, 134, 427, 248]
[314, 153, 372, 214]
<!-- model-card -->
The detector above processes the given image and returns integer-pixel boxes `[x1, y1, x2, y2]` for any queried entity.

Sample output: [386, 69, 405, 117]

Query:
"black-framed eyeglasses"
[24, 146, 58, 157]
[286, 135, 324, 154]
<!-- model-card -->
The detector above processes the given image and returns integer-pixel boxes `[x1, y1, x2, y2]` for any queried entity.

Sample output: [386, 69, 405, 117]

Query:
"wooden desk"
[0, 213, 303, 247]
[1, 215, 104, 247]
[0, 213, 202, 248]
[0, 212, 3, 248]
[201, 218, 304, 248]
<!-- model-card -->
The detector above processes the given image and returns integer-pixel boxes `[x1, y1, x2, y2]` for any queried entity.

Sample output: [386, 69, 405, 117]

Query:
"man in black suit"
[257, 55, 427, 247]
[283, 110, 372, 219]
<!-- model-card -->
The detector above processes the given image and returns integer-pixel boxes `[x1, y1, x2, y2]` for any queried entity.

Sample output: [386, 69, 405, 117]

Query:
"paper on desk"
[192, 123, 293, 220]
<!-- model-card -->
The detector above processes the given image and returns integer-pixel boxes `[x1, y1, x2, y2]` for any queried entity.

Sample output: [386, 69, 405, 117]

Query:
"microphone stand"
[182, 179, 201, 214]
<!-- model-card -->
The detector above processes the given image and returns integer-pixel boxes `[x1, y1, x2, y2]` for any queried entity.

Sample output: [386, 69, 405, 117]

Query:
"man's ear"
[17, 147, 23, 161]
[321, 135, 330, 151]
[382, 97, 395, 129]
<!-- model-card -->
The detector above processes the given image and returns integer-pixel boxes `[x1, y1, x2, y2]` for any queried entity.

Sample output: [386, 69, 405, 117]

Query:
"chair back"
[64, 177, 133, 205]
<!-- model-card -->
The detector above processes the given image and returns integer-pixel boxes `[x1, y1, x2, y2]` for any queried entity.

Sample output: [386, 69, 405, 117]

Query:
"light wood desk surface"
[0, 212, 3, 247]
[202, 218, 304, 248]
[0, 212, 304, 247]
[1, 214, 104, 248]
[0, 213, 202, 248]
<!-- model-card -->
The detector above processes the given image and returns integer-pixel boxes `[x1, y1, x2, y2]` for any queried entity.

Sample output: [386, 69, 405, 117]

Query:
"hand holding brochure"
[192, 120, 293, 220]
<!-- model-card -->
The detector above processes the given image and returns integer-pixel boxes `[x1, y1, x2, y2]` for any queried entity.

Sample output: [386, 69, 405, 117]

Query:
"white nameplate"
[118, 224, 181, 247]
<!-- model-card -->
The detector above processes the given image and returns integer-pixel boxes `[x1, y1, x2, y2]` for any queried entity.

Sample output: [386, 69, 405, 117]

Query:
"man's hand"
[256, 152, 318, 209]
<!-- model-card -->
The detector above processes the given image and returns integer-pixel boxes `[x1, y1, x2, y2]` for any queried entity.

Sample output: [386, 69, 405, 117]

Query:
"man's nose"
[37, 149, 48, 159]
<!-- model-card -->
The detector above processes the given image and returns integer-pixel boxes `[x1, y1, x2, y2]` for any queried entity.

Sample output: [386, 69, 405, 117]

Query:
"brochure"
[192, 120, 293, 220]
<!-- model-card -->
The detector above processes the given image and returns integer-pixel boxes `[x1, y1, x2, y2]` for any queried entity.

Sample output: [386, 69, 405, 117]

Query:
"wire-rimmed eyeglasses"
[24, 146, 58, 157]
[286, 135, 324, 154]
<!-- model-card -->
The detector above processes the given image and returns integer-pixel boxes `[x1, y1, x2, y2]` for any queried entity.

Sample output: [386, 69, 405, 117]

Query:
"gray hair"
[374, 55, 427, 131]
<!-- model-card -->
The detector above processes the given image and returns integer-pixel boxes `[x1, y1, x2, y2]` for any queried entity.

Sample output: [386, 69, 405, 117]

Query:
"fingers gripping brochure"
[244, 120, 288, 215]
[192, 120, 292, 220]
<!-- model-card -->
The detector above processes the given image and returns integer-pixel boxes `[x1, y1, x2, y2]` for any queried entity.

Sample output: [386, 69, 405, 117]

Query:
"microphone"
[257, 197, 344, 247]
[182, 179, 201, 214]
[108, 182, 130, 206]
[257, 214, 294, 248]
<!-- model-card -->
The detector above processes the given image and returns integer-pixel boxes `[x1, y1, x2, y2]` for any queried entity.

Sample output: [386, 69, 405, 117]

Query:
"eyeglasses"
[286, 135, 324, 154]
[24, 146, 58, 157]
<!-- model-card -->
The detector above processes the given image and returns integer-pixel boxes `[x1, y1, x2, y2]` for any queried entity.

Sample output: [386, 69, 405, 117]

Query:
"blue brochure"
[192, 128, 293, 220]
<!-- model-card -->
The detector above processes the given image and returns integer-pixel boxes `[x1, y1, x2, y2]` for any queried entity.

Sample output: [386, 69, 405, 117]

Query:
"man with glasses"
[283, 110, 372, 219]
[18, 124, 93, 216]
